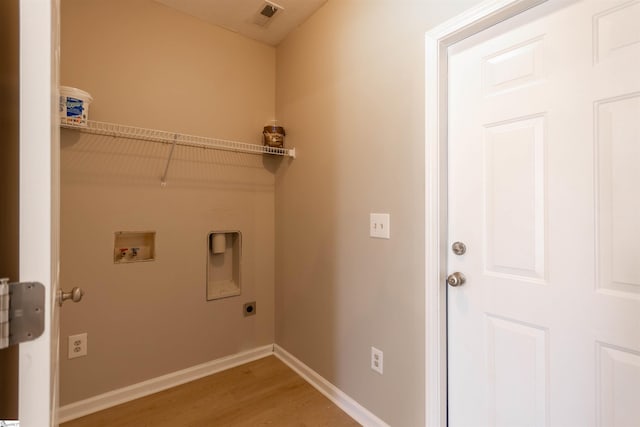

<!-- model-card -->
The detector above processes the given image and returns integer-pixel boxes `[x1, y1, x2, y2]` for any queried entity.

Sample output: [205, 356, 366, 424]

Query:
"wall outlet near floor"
[68, 332, 87, 359]
[369, 213, 390, 239]
[371, 346, 383, 374]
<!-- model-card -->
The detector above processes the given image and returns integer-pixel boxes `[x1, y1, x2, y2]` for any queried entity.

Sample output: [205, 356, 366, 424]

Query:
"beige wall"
[60, 0, 277, 404]
[274, 1, 481, 425]
[0, 0, 20, 419]
[59, 0, 487, 422]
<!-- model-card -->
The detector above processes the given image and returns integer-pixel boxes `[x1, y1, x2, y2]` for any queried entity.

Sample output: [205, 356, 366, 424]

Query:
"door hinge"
[0, 278, 45, 349]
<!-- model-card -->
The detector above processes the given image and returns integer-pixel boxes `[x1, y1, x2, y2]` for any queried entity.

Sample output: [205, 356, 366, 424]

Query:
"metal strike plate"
[9, 282, 45, 346]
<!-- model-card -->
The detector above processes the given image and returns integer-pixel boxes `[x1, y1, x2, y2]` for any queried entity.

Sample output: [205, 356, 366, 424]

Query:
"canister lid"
[263, 125, 285, 135]
[59, 86, 93, 103]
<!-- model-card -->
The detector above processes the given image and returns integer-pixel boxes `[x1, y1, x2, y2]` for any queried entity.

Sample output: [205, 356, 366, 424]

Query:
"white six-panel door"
[447, 0, 640, 426]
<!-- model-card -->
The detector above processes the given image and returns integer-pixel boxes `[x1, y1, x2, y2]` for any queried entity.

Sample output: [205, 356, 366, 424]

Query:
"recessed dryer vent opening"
[207, 231, 241, 300]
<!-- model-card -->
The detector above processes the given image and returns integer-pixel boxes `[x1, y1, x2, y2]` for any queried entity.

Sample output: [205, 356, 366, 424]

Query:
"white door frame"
[424, 1, 548, 425]
[19, 0, 60, 425]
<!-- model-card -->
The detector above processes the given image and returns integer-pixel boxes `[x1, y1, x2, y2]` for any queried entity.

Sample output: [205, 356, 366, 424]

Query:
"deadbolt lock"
[452, 241, 467, 255]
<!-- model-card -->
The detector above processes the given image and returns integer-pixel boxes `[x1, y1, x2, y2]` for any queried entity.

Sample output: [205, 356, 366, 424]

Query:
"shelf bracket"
[160, 134, 179, 187]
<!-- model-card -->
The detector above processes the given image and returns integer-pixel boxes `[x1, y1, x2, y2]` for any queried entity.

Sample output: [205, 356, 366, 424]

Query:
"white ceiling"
[154, 0, 327, 46]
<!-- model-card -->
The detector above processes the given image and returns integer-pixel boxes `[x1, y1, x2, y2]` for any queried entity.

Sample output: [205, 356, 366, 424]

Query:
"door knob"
[58, 287, 84, 306]
[447, 272, 466, 287]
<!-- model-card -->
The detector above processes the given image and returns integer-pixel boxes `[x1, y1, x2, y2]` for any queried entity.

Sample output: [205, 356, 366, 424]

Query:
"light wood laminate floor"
[61, 356, 360, 427]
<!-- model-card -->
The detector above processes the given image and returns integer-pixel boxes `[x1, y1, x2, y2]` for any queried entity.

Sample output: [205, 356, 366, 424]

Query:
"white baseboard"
[273, 344, 390, 427]
[58, 344, 274, 423]
[59, 343, 386, 427]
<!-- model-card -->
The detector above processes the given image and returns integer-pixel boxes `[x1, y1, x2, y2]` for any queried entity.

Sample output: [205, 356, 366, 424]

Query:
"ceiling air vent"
[253, 1, 283, 27]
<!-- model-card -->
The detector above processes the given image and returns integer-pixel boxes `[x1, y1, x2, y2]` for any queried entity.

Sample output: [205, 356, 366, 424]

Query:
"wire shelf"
[60, 118, 296, 158]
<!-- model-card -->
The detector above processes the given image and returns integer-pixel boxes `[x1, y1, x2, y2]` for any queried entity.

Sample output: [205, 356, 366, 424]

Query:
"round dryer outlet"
[243, 302, 256, 317]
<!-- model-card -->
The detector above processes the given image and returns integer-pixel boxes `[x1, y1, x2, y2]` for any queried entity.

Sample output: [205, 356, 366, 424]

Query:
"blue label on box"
[66, 97, 84, 117]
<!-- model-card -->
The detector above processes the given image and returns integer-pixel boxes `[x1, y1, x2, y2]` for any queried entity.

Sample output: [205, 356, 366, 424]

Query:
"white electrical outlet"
[370, 213, 390, 239]
[68, 333, 87, 359]
[371, 346, 383, 374]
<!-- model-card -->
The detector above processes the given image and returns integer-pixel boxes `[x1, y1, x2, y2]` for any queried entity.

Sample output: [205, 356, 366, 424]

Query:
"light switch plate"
[370, 213, 390, 239]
